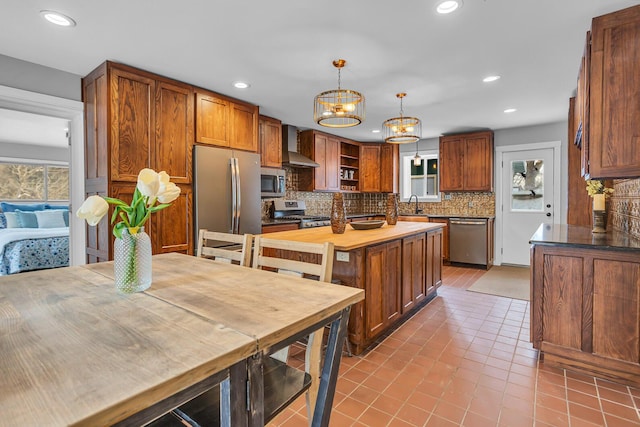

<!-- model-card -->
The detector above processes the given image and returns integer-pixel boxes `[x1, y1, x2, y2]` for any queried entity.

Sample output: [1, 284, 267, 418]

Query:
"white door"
[501, 148, 556, 265]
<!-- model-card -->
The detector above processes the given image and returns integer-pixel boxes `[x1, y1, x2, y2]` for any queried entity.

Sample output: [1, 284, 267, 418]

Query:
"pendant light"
[413, 140, 422, 166]
[382, 92, 422, 144]
[314, 59, 365, 128]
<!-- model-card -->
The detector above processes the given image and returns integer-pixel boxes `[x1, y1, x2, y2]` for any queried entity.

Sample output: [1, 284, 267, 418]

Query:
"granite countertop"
[530, 224, 640, 251]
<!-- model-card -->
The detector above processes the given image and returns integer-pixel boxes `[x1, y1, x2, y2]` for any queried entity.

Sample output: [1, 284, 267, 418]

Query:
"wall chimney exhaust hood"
[282, 125, 319, 168]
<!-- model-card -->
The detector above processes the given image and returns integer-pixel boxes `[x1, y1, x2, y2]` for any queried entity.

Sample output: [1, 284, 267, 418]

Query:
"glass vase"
[330, 192, 347, 234]
[114, 226, 152, 294]
[386, 193, 398, 225]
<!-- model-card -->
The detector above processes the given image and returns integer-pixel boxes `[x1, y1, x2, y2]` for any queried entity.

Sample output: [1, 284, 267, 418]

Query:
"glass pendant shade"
[314, 59, 365, 128]
[383, 93, 422, 143]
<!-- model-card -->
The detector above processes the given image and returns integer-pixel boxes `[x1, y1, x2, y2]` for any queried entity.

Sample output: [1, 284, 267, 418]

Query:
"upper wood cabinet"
[359, 144, 399, 193]
[195, 90, 258, 152]
[586, 5, 640, 178]
[259, 115, 282, 168]
[298, 130, 340, 191]
[82, 61, 194, 262]
[439, 131, 494, 192]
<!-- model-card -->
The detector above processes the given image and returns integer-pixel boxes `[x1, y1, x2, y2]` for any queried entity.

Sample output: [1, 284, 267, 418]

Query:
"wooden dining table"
[0, 253, 364, 427]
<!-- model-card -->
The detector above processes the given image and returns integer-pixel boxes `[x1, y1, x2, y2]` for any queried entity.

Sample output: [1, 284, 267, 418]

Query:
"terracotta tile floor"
[268, 265, 640, 426]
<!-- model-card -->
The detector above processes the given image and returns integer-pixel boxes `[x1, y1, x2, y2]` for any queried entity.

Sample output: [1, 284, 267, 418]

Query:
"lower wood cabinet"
[426, 230, 443, 294]
[402, 233, 426, 313]
[531, 242, 640, 387]
[111, 183, 192, 255]
[261, 222, 300, 233]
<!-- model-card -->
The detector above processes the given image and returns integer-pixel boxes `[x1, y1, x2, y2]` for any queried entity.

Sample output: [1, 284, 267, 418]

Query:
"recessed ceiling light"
[233, 81, 250, 89]
[436, 0, 462, 14]
[371, 129, 381, 133]
[40, 10, 76, 27]
[483, 75, 501, 83]
[504, 108, 517, 113]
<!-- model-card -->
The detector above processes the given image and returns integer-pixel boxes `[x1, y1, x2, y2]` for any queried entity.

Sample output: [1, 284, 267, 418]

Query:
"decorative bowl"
[349, 220, 385, 230]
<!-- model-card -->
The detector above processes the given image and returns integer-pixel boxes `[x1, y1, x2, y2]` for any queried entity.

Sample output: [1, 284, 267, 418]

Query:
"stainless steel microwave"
[260, 168, 286, 198]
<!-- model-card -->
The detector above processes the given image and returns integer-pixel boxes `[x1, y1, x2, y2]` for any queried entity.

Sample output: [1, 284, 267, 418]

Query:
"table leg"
[221, 360, 250, 427]
[312, 307, 351, 427]
[247, 352, 265, 427]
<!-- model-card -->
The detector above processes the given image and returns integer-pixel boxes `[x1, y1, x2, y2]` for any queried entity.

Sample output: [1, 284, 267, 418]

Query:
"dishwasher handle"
[450, 219, 487, 225]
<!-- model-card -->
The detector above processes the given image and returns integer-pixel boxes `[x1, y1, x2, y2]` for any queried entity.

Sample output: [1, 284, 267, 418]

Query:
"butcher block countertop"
[261, 221, 444, 251]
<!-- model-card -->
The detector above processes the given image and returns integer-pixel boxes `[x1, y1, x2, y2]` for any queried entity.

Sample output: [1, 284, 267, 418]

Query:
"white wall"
[0, 54, 81, 101]
[0, 141, 69, 162]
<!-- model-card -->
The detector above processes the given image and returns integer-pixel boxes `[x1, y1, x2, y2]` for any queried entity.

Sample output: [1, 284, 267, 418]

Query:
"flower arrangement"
[76, 168, 180, 293]
[76, 168, 180, 237]
[585, 179, 614, 197]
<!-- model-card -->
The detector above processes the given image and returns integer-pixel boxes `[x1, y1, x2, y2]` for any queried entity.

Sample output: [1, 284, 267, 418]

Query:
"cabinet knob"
[546, 213, 551, 217]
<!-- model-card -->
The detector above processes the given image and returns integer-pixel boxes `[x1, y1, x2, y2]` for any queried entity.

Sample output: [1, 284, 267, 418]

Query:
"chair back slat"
[252, 237, 334, 283]
[197, 230, 253, 267]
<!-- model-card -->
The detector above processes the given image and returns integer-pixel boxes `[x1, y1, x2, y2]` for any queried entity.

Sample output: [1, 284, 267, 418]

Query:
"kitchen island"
[262, 221, 445, 354]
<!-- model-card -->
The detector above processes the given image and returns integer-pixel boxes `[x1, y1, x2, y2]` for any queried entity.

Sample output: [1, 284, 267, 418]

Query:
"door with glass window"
[501, 148, 555, 265]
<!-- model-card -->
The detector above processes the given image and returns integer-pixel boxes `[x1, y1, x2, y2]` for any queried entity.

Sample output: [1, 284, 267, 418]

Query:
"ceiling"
[1, 0, 638, 143]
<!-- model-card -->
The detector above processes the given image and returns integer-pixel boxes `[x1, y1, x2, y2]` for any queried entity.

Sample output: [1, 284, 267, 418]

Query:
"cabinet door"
[195, 92, 229, 147]
[429, 218, 449, 262]
[365, 241, 401, 340]
[230, 102, 258, 152]
[380, 144, 399, 193]
[439, 136, 464, 191]
[402, 233, 426, 313]
[427, 230, 443, 293]
[313, 133, 328, 190]
[259, 116, 282, 168]
[360, 144, 381, 192]
[325, 137, 340, 191]
[464, 134, 493, 191]
[110, 68, 154, 182]
[152, 184, 192, 255]
[155, 81, 193, 184]
[589, 6, 640, 178]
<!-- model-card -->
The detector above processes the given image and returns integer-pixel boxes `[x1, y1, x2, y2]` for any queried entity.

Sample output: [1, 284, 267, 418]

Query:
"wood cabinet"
[298, 130, 340, 191]
[426, 229, 443, 295]
[365, 240, 401, 340]
[195, 90, 258, 152]
[259, 115, 282, 168]
[339, 141, 360, 192]
[531, 230, 640, 387]
[359, 143, 399, 193]
[429, 218, 449, 263]
[439, 131, 494, 192]
[578, 5, 640, 179]
[261, 222, 300, 233]
[82, 61, 194, 262]
[402, 233, 426, 313]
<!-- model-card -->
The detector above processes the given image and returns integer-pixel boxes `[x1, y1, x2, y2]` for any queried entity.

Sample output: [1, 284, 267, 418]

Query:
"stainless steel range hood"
[282, 125, 319, 168]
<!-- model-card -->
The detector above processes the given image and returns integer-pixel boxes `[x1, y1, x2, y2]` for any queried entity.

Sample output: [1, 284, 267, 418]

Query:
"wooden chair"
[197, 229, 253, 267]
[252, 235, 335, 423]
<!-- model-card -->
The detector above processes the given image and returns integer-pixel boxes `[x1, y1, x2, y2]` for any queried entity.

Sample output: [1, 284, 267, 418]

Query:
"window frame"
[399, 149, 441, 203]
[0, 157, 70, 202]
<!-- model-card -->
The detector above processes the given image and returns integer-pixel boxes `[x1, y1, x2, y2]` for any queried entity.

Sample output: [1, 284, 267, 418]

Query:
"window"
[400, 150, 440, 202]
[0, 161, 69, 201]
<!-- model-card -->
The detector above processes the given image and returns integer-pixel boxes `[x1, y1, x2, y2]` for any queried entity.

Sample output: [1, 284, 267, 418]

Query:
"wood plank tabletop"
[260, 221, 445, 251]
[87, 253, 364, 353]
[0, 265, 256, 427]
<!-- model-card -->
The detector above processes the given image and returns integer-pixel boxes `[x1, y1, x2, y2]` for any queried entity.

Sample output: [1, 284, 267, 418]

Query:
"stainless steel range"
[270, 199, 331, 228]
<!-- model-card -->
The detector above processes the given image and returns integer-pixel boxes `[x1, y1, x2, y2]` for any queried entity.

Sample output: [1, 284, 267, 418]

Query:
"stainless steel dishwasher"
[449, 218, 488, 265]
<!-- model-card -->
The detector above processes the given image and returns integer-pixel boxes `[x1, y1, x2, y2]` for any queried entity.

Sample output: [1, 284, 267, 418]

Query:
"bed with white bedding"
[0, 227, 69, 275]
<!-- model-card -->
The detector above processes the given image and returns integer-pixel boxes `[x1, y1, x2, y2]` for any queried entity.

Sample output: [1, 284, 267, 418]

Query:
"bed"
[0, 209, 70, 276]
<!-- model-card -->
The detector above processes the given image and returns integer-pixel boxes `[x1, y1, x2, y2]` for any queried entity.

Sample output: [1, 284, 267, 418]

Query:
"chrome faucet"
[408, 194, 422, 214]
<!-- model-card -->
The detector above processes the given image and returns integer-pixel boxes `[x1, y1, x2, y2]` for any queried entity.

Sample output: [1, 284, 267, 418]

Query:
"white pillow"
[4, 212, 19, 228]
[34, 210, 66, 228]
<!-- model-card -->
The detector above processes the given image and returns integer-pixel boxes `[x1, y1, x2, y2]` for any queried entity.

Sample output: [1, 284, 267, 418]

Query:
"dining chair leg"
[311, 307, 351, 427]
[304, 327, 324, 423]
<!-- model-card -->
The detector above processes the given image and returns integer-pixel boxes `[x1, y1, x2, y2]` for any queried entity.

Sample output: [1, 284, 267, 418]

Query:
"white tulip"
[158, 181, 181, 204]
[137, 168, 160, 197]
[76, 195, 109, 226]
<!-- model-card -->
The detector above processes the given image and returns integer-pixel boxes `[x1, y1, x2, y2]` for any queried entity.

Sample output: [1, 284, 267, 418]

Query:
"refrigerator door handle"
[234, 157, 242, 234]
[230, 158, 238, 233]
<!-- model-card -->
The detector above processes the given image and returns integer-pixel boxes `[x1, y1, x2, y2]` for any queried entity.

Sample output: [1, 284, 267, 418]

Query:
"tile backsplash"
[610, 178, 640, 237]
[260, 166, 495, 219]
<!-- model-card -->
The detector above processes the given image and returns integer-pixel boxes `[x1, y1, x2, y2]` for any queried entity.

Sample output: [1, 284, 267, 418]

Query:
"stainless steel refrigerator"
[193, 145, 261, 250]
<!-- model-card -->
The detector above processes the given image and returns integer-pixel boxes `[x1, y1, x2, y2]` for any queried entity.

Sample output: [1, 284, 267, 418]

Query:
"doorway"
[496, 142, 560, 266]
[0, 85, 84, 265]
